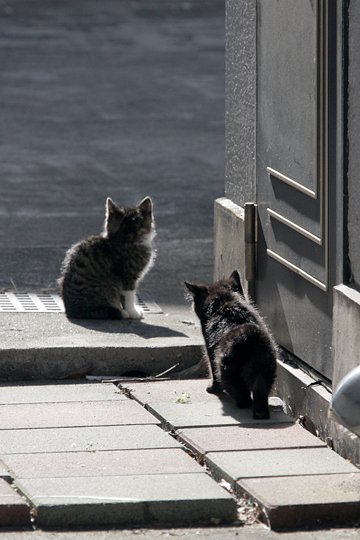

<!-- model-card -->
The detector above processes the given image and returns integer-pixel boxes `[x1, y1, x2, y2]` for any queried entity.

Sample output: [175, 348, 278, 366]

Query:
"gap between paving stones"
[114, 380, 242, 517]
[0, 380, 238, 530]
[118, 379, 360, 530]
[116, 379, 292, 516]
[1, 378, 359, 531]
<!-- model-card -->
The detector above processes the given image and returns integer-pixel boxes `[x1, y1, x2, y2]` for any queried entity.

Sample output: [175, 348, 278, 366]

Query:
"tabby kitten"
[185, 270, 277, 419]
[59, 196, 155, 320]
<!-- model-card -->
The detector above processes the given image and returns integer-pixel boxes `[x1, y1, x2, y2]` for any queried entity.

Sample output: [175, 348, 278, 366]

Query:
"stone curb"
[0, 343, 202, 381]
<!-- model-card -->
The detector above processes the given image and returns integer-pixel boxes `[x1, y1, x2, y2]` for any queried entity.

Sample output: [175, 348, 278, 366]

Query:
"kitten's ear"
[106, 197, 118, 218]
[138, 196, 152, 214]
[184, 281, 208, 298]
[228, 270, 243, 294]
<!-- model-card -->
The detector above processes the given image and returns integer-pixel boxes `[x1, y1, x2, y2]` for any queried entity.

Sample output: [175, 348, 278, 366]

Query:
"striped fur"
[59, 197, 155, 320]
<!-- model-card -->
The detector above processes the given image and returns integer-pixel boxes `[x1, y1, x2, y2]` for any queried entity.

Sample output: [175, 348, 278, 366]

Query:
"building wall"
[347, 1, 360, 289]
[225, 0, 256, 206]
[331, 0, 360, 390]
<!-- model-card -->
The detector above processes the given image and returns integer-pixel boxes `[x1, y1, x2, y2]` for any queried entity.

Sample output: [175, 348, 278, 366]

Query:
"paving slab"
[145, 400, 292, 430]
[15, 473, 237, 528]
[0, 425, 181, 454]
[0, 400, 158, 429]
[122, 380, 290, 429]
[122, 378, 219, 404]
[205, 448, 360, 486]
[3, 449, 203, 479]
[0, 478, 30, 527]
[237, 473, 360, 530]
[177, 423, 326, 457]
[122, 379, 284, 408]
[0, 459, 11, 481]
[0, 381, 127, 404]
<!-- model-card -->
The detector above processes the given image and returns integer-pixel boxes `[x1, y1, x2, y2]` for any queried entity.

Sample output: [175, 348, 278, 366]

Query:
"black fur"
[185, 270, 277, 419]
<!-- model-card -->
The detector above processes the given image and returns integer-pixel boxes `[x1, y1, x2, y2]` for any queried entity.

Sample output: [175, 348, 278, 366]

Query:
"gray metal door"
[256, 0, 342, 381]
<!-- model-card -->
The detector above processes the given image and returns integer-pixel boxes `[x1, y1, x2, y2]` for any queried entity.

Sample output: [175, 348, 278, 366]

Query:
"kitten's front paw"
[206, 382, 223, 395]
[127, 306, 144, 320]
[120, 308, 130, 319]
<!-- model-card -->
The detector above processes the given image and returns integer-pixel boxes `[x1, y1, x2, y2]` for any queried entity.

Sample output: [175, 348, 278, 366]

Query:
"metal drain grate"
[0, 293, 64, 313]
[135, 293, 163, 314]
[0, 292, 162, 314]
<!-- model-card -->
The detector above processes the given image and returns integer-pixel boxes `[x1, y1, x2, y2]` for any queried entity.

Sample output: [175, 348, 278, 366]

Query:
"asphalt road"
[0, 0, 224, 305]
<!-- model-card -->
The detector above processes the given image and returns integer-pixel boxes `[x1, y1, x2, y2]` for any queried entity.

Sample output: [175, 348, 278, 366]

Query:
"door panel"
[257, 0, 318, 193]
[256, 0, 335, 379]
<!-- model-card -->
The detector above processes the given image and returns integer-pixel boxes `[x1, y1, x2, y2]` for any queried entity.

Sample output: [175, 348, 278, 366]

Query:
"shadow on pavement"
[68, 317, 188, 339]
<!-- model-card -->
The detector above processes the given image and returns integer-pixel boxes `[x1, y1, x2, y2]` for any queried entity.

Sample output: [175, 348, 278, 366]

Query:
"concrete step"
[0, 310, 202, 380]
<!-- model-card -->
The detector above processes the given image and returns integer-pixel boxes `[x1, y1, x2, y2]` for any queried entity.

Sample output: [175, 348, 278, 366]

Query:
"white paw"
[127, 306, 144, 320]
[120, 308, 130, 319]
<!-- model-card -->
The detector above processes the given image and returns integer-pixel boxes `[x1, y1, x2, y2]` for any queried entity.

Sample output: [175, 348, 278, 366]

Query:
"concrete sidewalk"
[0, 378, 358, 533]
[0, 0, 224, 296]
[0, 308, 203, 380]
[0, 0, 223, 382]
[0, 2, 359, 537]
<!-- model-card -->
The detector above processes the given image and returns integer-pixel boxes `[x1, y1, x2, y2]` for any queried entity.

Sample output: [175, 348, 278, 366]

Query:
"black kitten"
[59, 197, 155, 320]
[185, 270, 277, 419]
